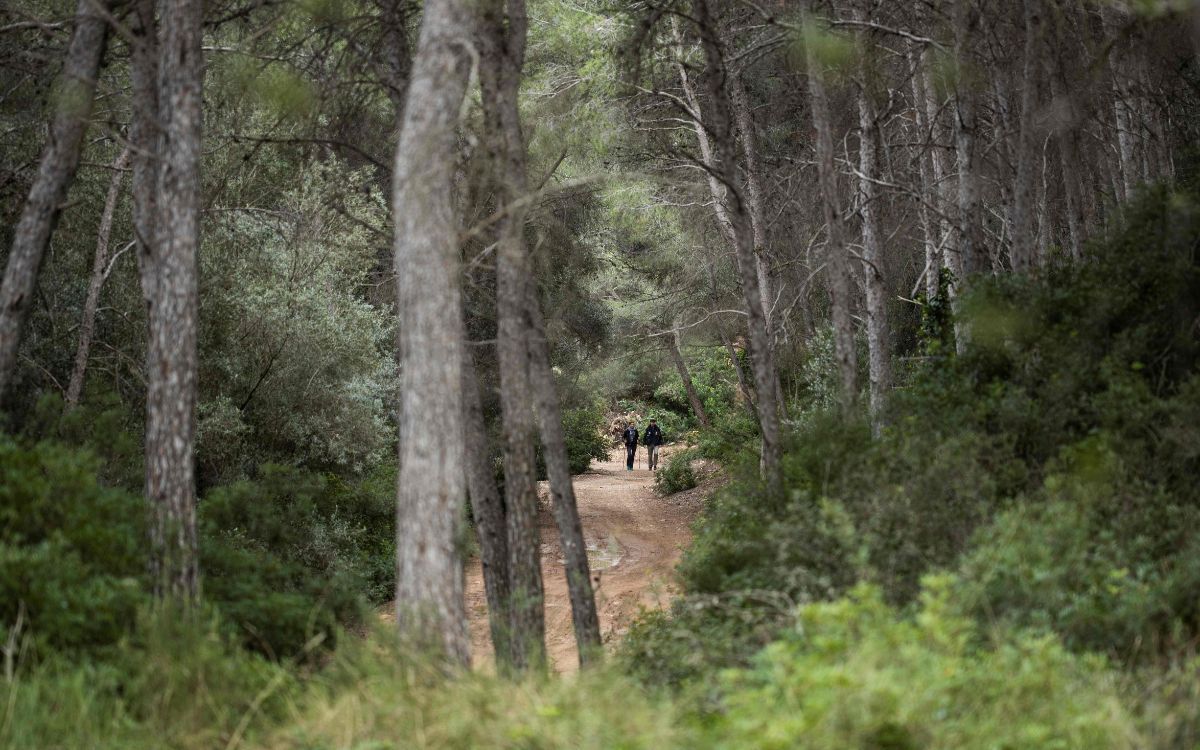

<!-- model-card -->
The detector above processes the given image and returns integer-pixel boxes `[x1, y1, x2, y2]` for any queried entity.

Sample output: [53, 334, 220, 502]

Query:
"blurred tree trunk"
[144, 0, 203, 602]
[65, 146, 129, 410]
[668, 318, 711, 428]
[392, 0, 476, 665]
[857, 78, 891, 434]
[461, 346, 513, 670]
[1010, 0, 1046, 272]
[0, 0, 111, 401]
[1049, 47, 1087, 260]
[129, 0, 159, 308]
[691, 0, 783, 490]
[802, 7, 859, 413]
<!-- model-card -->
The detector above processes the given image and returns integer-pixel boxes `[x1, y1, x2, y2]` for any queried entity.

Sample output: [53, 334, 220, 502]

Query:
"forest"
[2, 0, 1200, 747]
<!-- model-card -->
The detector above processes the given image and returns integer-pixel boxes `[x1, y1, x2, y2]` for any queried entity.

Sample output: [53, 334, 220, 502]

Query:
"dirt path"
[464, 447, 704, 673]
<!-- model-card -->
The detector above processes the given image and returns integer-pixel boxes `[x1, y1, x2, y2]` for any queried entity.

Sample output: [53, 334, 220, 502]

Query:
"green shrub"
[0, 437, 149, 655]
[562, 402, 611, 473]
[956, 426, 1200, 662]
[263, 630, 688, 750]
[637, 181, 1200, 683]
[712, 579, 1139, 750]
[200, 464, 394, 658]
[654, 449, 698, 495]
[0, 607, 297, 750]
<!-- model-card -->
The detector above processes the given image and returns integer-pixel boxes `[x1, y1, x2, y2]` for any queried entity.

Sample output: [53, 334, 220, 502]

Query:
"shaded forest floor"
[463, 447, 711, 672]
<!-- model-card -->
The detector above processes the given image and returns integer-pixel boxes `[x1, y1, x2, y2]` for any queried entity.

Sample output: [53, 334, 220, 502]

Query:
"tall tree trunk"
[909, 47, 941, 300]
[1010, 0, 1045, 272]
[392, 0, 476, 664]
[143, 0, 203, 602]
[729, 70, 787, 416]
[461, 346, 513, 670]
[951, 0, 982, 352]
[525, 305, 603, 665]
[0, 0, 111, 400]
[857, 85, 891, 434]
[65, 146, 129, 410]
[1049, 58, 1087, 260]
[692, 0, 783, 490]
[802, 8, 859, 413]
[482, 0, 600, 667]
[668, 318, 711, 428]
[130, 0, 159, 308]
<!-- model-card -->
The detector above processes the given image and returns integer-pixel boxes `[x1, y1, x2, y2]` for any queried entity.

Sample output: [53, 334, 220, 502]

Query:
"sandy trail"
[464, 447, 703, 673]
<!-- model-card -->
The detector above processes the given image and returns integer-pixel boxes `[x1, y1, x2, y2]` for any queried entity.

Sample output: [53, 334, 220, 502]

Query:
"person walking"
[644, 417, 663, 470]
[622, 421, 639, 471]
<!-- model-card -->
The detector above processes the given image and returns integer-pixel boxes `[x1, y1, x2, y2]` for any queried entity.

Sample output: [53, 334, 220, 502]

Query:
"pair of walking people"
[622, 417, 663, 471]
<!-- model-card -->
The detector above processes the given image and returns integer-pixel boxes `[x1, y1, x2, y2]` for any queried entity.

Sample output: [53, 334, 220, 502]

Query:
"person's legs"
[648, 444, 659, 470]
[626, 444, 635, 470]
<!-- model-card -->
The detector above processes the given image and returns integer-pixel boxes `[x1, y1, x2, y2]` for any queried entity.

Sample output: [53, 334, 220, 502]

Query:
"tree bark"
[65, 146, 129, 410]
[802, 7, 859, 413]
[691, 0, 783, 490]
[144, 0, 203, 602]
[857, 83, 891, 434]
[950, 0, 982, 353]
[909, 47, 941, 300]
[482, 0, 601, 667]
[668, 318, 711, 428]
[461, 346, 513, 670]
[0, 0, 111, 400]
[392, 0, 476, 665]
[1049, 55, 1087, 260]
[525, 304, 603, 665]
[1010, 0, 1045, 272]
[129, 0, 159, 308]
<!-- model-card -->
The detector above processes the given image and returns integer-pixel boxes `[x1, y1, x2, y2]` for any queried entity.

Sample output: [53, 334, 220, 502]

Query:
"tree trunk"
[392, 0, 475, 665]
[803, 7, 859, 413]
[482, 0, 600, 668]
[692, 0, 782, 490]
[130, 0, 159, 308]
[1010, 0, 1045, 273]
[909, 47, 941, 300]
[857, 85, 891, 434]
[461, 346, 513, 670]
[1049, 59, 1087, 260]
[525, 304, 603, 665]
[143, 0, 203, 602]
[951, 0, 982, 352]
[668, 318, 711, 428]
[729, 70, 787, 417]
[65, 146, 129, 410]
[144, 0, 203, 602]
[0, 0, 111, 400]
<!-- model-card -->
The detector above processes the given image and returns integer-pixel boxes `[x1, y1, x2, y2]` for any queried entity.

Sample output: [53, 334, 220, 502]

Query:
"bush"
[655, 449, 698, 495]
[0, 607, 296, 750]
[634, 181, 1200, 683]
[0, 437, 148, 655]
[561, 402, 611, 473]
[711, 579, 1140, 749]
[956, 427, 1200, 662]
[200, 465, 394, 658]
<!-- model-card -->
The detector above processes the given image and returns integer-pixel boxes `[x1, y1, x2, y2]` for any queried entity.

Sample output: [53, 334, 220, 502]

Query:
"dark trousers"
[625, 444, 637, 469]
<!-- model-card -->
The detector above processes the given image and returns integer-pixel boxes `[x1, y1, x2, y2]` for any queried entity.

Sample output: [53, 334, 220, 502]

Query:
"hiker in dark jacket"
[644, 418, 664, 470]
[622, 422, 639, 471]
